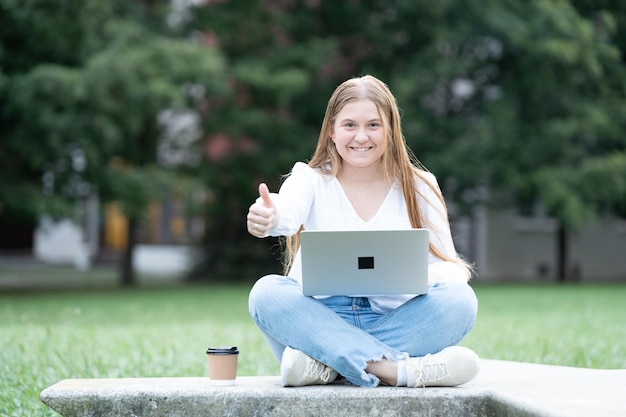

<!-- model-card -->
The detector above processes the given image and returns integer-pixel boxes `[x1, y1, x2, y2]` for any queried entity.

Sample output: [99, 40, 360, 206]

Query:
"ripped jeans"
[248, 274, 478, 387]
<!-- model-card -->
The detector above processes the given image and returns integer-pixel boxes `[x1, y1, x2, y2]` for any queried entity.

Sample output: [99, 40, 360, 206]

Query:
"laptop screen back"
[300, 229, 429, 296]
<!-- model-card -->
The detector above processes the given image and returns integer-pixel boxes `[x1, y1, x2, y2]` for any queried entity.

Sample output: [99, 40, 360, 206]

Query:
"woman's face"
[331, 99, 387, 172]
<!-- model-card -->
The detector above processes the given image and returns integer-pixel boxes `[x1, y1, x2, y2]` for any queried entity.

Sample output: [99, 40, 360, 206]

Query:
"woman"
[246, 75, 479, 388]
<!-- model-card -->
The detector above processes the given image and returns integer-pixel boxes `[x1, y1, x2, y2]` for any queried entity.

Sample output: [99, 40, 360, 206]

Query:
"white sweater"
[266, 162, 469, 313]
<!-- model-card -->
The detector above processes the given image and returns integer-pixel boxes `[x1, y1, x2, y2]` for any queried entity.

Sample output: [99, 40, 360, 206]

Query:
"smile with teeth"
[351, 146, 372, 152]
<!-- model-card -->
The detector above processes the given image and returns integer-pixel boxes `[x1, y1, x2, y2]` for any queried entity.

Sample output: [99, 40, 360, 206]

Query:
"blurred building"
[33, 194, 202, 276]
[452, 208, 626, 283]
[32, 109, 204, 276]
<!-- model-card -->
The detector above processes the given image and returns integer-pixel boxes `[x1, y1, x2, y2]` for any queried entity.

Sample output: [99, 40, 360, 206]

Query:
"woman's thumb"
[259, 183, 273, 208]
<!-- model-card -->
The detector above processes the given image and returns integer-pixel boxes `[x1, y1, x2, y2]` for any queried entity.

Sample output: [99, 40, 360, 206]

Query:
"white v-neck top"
[266, 162, 469, 313]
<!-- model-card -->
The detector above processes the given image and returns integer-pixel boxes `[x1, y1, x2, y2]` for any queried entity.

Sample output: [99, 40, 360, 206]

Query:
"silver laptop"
[300, 229, 430, 296]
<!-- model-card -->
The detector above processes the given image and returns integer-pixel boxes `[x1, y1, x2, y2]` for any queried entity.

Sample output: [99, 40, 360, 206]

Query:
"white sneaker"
[405, 346, 480, 388]
[280, 347, 338, 387]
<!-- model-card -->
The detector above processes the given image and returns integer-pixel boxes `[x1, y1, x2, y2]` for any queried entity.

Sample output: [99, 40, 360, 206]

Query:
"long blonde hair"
[283, 75, 470, 276]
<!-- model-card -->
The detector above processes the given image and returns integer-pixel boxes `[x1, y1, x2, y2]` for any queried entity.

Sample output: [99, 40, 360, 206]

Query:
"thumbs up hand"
[247, 183, 279, 237]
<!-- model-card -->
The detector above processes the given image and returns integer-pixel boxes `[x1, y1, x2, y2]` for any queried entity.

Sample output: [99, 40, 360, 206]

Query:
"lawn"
[1, 264, 625, 416]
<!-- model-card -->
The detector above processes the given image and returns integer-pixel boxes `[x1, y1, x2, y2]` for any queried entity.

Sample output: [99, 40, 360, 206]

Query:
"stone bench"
[40, 359, 626, 417]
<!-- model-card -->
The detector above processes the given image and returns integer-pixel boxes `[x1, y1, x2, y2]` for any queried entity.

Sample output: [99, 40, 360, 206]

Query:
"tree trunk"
[121, 216, 138, 287]
[556, 222, 568, 283]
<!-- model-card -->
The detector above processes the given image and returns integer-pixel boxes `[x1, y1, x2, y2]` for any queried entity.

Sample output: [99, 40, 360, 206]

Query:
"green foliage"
[578, 153, 626, 216]
[534, 167, 595, 229]
[481, 1, 625, 226]
[1, 0, 205, 221]
[184, 0, 626, 280]
[0, 0, 232, 284]
[81, 35, 227, 218]
[1, 0, 625, 280]
[533, 151, 626, 228]
[0, 0, 138, 71]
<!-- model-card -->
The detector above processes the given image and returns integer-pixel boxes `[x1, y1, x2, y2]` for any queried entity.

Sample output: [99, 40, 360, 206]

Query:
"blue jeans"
[248, 274, 478, 387]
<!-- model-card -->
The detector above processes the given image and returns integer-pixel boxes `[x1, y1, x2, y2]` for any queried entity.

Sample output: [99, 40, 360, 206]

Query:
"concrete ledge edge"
[40, 360, 626, 417]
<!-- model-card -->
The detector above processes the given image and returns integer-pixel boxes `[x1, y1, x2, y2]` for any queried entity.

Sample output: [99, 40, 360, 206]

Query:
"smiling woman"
[245, 75, 478, 389]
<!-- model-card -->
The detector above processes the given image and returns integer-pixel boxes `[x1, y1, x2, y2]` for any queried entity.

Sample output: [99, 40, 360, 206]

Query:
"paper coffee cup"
[206, 346, 239, 385]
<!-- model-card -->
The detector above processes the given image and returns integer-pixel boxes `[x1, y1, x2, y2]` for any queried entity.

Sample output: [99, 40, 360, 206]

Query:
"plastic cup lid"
[206, 346, 239, 354]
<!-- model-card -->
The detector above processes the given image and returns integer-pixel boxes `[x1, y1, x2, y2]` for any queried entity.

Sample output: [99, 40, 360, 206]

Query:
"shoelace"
[415, 354, 449, 387]
[304, 358, 333, 382]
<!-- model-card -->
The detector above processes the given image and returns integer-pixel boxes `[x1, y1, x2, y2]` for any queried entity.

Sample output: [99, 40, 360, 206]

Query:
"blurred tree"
[84, 29, 228, 285]
[0, 0, 229, 285]
[0, 1, 136, 244]
[3, 0, 624, 284]
[330, 0, 626, 282]
[470, 1, 626, 281]
[185, 0, 340, 279]
[187, 0, 625, 282]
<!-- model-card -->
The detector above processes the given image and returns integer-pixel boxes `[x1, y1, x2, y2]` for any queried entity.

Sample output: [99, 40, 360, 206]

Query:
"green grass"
[1, 265, 625, 416]
[465, 284, 626, 369]
[1, 284, 279, 417]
